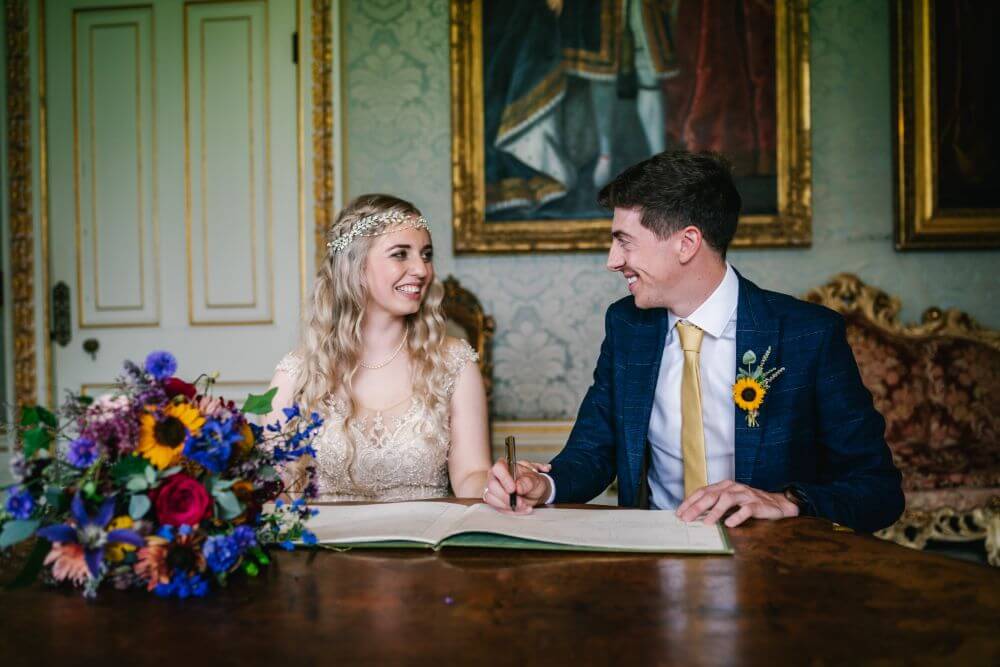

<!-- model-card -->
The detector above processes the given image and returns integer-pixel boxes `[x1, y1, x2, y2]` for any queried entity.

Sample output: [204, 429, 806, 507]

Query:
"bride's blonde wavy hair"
[293, 194, 450, 461]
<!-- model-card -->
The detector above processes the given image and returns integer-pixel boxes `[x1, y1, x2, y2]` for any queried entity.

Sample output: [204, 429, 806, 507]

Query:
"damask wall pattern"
[345, 0, 1000, 420]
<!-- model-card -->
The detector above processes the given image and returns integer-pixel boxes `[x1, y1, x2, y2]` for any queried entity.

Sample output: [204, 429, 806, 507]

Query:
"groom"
[484, 151, 904, 533]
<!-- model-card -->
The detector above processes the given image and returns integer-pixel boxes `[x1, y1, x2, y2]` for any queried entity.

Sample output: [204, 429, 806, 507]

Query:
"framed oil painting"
[894, 0, 1000, 249]
[451, 0, 812, 253]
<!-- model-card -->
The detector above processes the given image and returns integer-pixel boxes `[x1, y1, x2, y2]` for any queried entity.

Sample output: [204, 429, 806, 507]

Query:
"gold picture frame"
[893, 0, 1000, 249]
[450, 0, 812, 254]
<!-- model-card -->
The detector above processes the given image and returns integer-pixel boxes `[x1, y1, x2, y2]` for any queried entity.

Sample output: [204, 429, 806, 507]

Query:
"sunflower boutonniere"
[733, 347, 784, 427]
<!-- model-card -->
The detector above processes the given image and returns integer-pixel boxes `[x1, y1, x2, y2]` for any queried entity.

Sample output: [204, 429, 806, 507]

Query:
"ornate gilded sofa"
[805, 275, 999, 565]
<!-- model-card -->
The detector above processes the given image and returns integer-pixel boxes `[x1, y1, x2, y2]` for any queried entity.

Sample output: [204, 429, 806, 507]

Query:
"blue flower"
[280, 540, 295, 551]
[154, 571, 209, 599]
[183, 418, 240, 473]
[282, 405, 301, 420]
[66, 437, 99, 469]
[233, 525, 257, 551]
[301, 530, 317, 546]
[144, 351, 177, 381]
[36, 492, 144, 579]
[5, 487, 35, 520]
[204, 534, 241, 573]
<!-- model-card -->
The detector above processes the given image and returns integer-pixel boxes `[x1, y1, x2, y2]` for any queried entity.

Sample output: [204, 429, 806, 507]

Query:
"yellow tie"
[676, 321, 707, 497]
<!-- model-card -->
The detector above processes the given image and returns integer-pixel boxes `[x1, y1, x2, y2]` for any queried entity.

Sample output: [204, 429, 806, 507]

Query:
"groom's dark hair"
[597, 150, 742, 257]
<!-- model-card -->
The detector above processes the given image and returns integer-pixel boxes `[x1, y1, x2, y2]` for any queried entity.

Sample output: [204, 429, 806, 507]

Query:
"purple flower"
[204, 534, 241, 573]
[182, 418, 239, 473]
[5, 487, 35, 520]
[154, 571, 209, 599]
[233, 525, 257, 551]
[67, 437, 100, 468]
[36, 493, 144, 580]
[144, 351, 177, 381]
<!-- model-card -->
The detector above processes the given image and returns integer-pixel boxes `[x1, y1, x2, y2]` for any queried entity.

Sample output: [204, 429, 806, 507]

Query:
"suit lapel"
[734, 274, 780, 485]
[624, 308, 668, 495]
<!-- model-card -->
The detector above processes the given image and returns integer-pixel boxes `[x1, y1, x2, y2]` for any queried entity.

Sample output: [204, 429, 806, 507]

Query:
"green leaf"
[0, 520, 40, 549]
[129, 494, 151, 519]
[242, 387, 278, 415]
[160, 466, 182, 477]
[22, 428, 52, 459]
[36, 406, 58, 429]
[111, 455, 152, 483]
[125, 476, 149, 493]
[742, 350, 757, 366]
[215, 491, 242, 519]
[19, 406, 40, 427]
[3, 537, 50, 591]
[144, 465, 157, 485]
[211, 478, 237, 491]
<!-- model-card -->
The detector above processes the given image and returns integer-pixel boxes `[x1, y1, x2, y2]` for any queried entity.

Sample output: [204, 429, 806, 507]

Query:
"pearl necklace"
[359, 336, 406, 370]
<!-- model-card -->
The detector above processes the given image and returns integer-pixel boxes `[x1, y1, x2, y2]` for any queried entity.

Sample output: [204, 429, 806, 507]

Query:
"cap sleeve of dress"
[274, 351, 303, 379]
[443, 338, 479, 398]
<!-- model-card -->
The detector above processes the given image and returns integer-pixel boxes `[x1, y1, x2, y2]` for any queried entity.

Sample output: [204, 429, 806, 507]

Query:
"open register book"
[303, 501, 733, 554]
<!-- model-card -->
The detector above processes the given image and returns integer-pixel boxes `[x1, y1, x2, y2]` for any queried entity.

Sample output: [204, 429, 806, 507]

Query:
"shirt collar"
[667, 263, 739, 339]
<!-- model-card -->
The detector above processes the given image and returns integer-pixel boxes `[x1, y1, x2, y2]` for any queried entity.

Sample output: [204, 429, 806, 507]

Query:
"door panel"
[47, 0, 300, 399]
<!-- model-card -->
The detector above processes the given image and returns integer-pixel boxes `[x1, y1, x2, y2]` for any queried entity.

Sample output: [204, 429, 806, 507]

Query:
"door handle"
[51, 281, 71, 347]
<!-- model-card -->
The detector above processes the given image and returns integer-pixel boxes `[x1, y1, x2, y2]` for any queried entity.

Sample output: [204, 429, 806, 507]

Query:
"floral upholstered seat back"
[843, 315, 1000, 493]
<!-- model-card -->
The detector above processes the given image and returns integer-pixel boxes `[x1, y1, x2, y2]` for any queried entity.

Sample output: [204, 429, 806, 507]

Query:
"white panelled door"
[46, 0, 304, 400]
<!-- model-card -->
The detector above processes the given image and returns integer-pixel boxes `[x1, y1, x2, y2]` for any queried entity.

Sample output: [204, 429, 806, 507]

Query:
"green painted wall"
[344, 0, 1000, 419]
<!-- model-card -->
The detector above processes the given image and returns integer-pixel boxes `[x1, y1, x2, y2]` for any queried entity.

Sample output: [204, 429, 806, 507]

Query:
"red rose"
[163, 377, 197, 399]
[152, 473, 212, 526]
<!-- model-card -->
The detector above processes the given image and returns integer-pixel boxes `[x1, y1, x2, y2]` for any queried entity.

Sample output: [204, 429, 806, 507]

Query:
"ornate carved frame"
[6, 0, 37, 410]
[892, 0, 1000, 249]
[441, 275, 495, 406]
[450, 0, 812, 254]
[805, 273, 999, 566]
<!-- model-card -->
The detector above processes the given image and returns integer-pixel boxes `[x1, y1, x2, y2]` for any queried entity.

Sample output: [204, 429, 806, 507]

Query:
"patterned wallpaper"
[344, 0, 1000, 420]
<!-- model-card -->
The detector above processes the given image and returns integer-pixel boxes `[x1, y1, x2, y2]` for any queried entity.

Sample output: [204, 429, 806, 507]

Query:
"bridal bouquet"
[0, 351, 321, 598]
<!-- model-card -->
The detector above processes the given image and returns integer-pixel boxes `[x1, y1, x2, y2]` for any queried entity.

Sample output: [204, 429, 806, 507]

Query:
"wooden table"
[2, 508, 998, 665]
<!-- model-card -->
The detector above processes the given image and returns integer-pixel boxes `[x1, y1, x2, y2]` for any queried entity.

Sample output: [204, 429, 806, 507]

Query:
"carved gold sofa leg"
[876, 497, 1000, 566]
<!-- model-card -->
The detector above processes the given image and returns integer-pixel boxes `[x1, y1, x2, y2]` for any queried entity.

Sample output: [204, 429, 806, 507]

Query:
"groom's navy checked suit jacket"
[548, 273, 904, 533]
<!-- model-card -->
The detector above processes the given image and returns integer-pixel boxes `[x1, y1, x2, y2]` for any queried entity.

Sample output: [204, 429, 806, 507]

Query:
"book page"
[446, 505, 729, 553]
[307, 502, 468, 545]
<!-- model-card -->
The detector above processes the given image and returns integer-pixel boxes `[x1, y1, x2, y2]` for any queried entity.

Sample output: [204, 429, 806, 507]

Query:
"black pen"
[505, 436, 517, 510]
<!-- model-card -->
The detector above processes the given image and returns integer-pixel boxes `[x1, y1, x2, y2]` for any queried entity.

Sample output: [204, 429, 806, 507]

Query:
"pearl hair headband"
[326, 211, 430, 253]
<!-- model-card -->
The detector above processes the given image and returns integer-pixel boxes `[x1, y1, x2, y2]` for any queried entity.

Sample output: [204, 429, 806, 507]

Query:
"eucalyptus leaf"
[0, 520, 40, 549]
[215, 491, 243, 519]
[45, 487, 67, 512]
[129, 494, 151, 520]
[242, 387, 278, 415]
[144, 466, 157, 485]
[257, 466, 278, 481]
[126, 476, 149, 492]
[212, 478, 237, 491]
[742, 350, 757, 366]
[160, 466, 183, 477]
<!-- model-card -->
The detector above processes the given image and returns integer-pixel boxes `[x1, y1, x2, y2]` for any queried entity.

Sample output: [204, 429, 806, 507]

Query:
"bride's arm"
[264, 365, 307, 499]
[447, 361, 492, 498]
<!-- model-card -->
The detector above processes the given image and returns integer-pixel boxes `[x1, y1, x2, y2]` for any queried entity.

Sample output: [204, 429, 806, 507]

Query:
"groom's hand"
[483, 459, 552, 514]
[676, 480, 799, 527]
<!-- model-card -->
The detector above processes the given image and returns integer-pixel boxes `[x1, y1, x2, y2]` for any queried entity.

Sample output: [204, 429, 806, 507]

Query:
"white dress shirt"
[542, 264, 739, 507]
[646, 263, 738, 509]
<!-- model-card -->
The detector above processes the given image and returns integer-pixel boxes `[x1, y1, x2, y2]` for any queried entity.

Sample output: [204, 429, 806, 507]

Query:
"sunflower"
[137, 402, 205, 469]
[733, 377, 766, 412]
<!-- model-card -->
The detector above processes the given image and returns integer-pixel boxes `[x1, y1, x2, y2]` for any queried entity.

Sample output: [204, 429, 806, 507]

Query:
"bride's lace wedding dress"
[274, 339, 478, 502]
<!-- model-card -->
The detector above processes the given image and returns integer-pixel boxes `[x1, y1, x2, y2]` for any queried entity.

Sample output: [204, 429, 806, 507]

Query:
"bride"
[268, 194, 492, 501]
